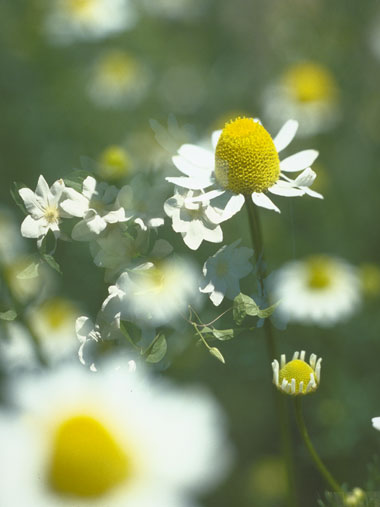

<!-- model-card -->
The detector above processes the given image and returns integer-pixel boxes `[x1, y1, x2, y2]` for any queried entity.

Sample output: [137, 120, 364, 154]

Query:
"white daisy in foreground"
[19, 175, 68, 245]
[44, 0, 138, 45]
[102, 257, 199, 326]
[167, 117, 322, 218]
[164, 187, 224, 250]
[263, 62, 339, 137]
[0, 361, 231, 507]
[61, 176, 132, 240]
[272, 350, 322, 396]
[271, 255, 361, 327]
[200, 240, 253, 306]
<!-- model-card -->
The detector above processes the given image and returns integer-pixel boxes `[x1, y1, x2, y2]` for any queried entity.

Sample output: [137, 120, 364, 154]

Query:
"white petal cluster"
[200, 240, 253, 306]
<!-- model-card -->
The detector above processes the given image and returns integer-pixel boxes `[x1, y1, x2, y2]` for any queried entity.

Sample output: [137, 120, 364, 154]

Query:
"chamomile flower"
[97, 145, 132, 181]
[271, 255, 361, 327]
[164, 187, 224, 250]
[44, 0, 138, 45]
[167, 117, 322, 219]
[200, 240, 253, 306]
[18, 175, 69, 246]
[102, 257, 199, 326]
[263, 62, 339, 137]
[272, 350, 322, 396]
[0, 360, 231, 507]
[87, 50, 150, 109]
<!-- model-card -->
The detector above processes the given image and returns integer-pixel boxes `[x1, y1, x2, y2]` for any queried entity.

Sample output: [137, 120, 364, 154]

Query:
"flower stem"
[245, 196, 298, 507]
[294, 397, 343, 495]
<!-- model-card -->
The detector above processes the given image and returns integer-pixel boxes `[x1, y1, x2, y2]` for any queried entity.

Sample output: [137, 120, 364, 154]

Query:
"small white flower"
[19, 175, 68, 245]
[44, 0, 138, 45]
[164, 187, 224, 250]
[61, 176, 132, 241]
[271, 255, 361, 327]
[167, 117, 322, 220]
[200, 240, 253, 306]
[102, 257, 199, 326]
[0, 360, 232, 507]
[272, 350, 322, 396]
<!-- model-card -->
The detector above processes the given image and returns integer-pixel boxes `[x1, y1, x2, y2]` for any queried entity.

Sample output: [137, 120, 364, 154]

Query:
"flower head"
[97, 145, 132, 181]
[272, 351, 322, 396]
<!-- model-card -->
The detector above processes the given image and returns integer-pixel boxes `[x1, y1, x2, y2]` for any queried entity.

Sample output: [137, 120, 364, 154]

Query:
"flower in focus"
[44, 0, 138, 45]
[271, 255, 361, 327]
[164, 187, 224, 250]
[18, 175, 68, 246]
[167, 117, 322, 219]
[102, 257, 199, 326]
[272, 350, 322, 396]
[97, 145, 132, 181]
[61, 176, 132, 240]
[200, 240, 253, 306]
[263, 62, 339, 137]
[87, 50, 150, 109]
[0, 360, 231, 506]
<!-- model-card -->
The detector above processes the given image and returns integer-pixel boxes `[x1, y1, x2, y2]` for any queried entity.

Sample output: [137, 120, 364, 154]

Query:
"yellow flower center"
[98, 52, 138, 86]
[67, 0, 95, 18]
[40, 298, 76, 330]
[48, 415, 131, 498]
[283, 62, 336, 103]
[279, 359, 316, 394]
[98, 146, 131, 180]
[306, 256, 333, 289]
[216, 260, 229, 277]
[215, 117, 280, 195]
[44, 205, 59, 224]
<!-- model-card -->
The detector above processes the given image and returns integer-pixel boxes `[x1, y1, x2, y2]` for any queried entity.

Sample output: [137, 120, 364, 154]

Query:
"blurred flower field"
[1, 1, 380, 506]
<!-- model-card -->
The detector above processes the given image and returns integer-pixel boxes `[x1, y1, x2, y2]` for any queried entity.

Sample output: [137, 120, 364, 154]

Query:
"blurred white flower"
[0, 360, 232, 507]
[97, 145, 132, 181]
[164, 188, 224, 250]
[61, 176, 132, 240]
[167, 117, 322, 219]
[263, 62, 339, 137]
[102, 258, 199, 326]
[142, 0, 207, 20]
[372, 417, 380, 431]
[271, 255, 361, 327]
[0, 208, 25, 264]
[200, 240, 253, 306]
[87, 50, 150, 109]
[44, 0, 138, 45]
[19, 175, 68, 246]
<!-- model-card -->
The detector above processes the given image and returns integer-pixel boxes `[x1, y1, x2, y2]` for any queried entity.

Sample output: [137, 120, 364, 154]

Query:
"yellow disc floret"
[48, 415, 131, 498]
[215, 117, 280, 195]
[279, 359, 316, 395]
[283, 62, 336, 103]
[306, 256, 333, 289]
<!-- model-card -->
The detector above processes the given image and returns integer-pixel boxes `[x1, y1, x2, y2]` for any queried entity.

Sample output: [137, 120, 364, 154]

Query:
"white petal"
[166, 176, 212, 190]
[18, 188, 44, 218]
[60, 196, 89, 217]
[251, 193, 280, 213]
[280, 150, 319, 172]
[191, 189, 226, 203]
[178, 144, 214, 169]
[304, 187, 324, 199]
[35, 175, 50, 201]
[82, 176, 98, 199]
[372, 417, 380, 431]
[20, 216, 46, 238]
[85, 213, 107, 235]
[269, 182, 305, 197]
[220, 194, 245, 220]
[203, 225, 223, 243]
[71, 220, 96, 241]
[211, 130, 222, 149]
[294, 167, 316, 187]
[273, 120, 299, 152]
[172, 155, 213, 179]
[210, 290, 225, 306]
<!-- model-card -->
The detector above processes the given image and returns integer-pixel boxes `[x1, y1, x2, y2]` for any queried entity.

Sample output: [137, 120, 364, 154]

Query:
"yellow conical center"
[306, 256, 333, 289]
[48, 415, 131, 498]
[98, 52, 137, 86]
[283, 63, 336, 103]
[99, 146, 131, 180]
[40, 299, 76, 330]
[279, 359, 316, 394]
[215, 117, 280, 195]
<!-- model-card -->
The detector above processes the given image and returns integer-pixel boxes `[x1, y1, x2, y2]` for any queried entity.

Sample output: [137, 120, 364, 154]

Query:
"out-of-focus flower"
[271, 255, 361, 327]
[0, 208, 25, 264]
[0, 360, 231, 506]
[102, 257, 199, 326]
[167, 117, 322, 219]
[87, 50, 150, 109]
[44, 0, 138, 45]
[97, 145, 132, 181]
[272, 350, 322, 396]
[263, 62, 339, 137]
[344, 488, 366, 506]
[164, 188, 224, 250]
[247, 456, 287, 503]
[142, 0, 207, 21]
[18, 175, 69, 246]
[359, 263, 380, 297]
[200, 240, 253, 306]
[61, 176, 132, 241]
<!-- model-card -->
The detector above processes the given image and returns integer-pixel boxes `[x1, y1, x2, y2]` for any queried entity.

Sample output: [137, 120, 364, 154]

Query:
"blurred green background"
[2, 1, 380, 505]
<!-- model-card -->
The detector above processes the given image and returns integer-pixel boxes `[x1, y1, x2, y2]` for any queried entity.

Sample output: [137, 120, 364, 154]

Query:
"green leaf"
[39, 229, 57, 255]
[233, 293, 260, 324]
[119, 321, 142, 348]
[0, 309, 17, 321]
[201, 326, 235, 341]
[10, 182, 28, 215]
[256, 301, 280, 319]
[63, 169, 93, 193]
[144, 334, 167, 363]
[42, 254, 62, 274]
[209, 347, 225, 364]
[16, 261, 40, 279]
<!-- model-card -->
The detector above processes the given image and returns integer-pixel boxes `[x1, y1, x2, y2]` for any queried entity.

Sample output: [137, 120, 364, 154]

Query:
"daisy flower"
[272, 350, 322, 396]
[167, 117, 322, 219]
[271, 255, 361, 327]
[97, 145, 132, 181]
[200, 240, 253, 306]
[18, 175, 68, 246]
[0, 360, 231, 507]
[164, 187, 224, 250]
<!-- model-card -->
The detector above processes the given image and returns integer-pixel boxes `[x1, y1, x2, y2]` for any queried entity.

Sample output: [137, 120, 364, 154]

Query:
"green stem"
[245, 196, 298, 507]
[294, 397, 343, 495]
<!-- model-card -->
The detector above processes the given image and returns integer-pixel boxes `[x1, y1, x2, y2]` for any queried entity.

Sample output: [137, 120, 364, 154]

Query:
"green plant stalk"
[245, 196, 298, 507]
[294, 397, 343, 495]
